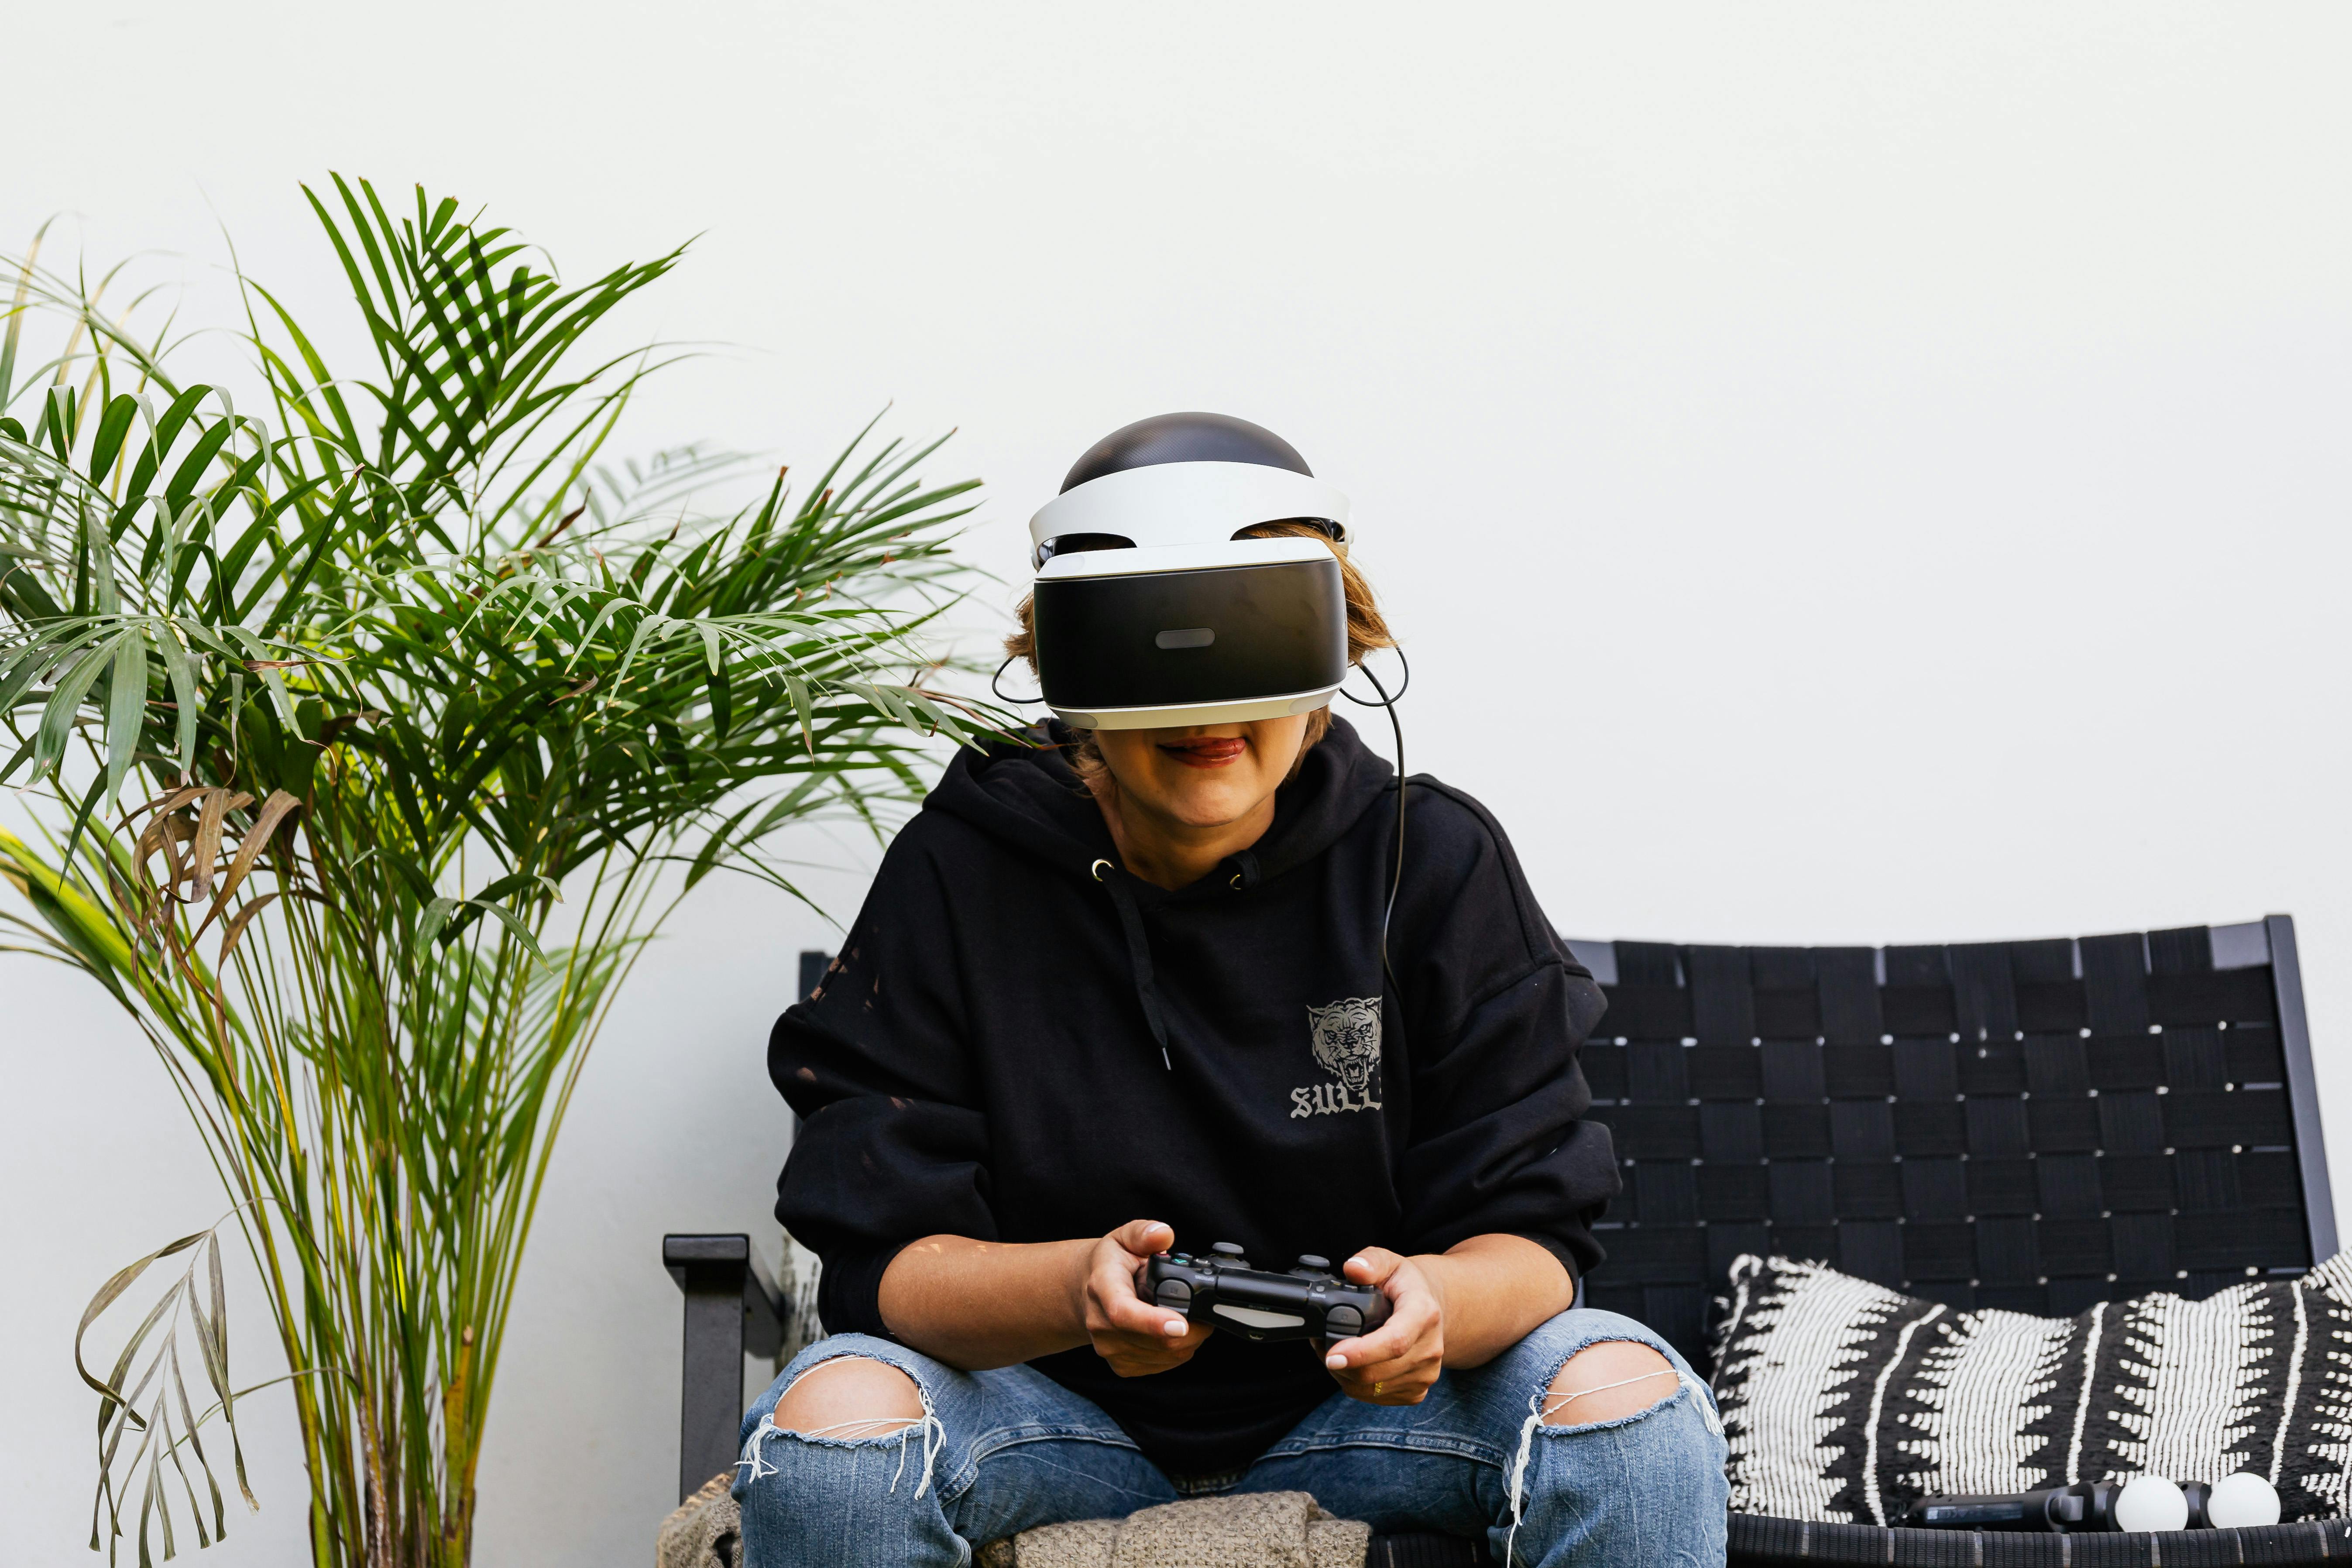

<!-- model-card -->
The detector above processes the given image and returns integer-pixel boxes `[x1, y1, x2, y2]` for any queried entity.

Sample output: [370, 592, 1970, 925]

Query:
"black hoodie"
[769, 718, 1617, 1476]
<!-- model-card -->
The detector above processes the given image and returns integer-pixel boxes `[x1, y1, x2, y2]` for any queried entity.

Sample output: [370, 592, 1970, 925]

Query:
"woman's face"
[1090, 717, 1311, 831]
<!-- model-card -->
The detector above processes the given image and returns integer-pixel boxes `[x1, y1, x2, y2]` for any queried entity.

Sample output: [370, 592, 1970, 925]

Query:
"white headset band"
[1028, 461, 1351, 551]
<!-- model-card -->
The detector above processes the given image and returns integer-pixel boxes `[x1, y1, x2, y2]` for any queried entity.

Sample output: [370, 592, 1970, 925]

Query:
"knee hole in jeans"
[772, 1355, 925, 1438]
[1541, 1339, 1678, 1427]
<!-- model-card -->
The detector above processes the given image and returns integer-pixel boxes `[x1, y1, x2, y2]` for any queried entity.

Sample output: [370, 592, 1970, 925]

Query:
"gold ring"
[1373, 1381, 1384, 1396]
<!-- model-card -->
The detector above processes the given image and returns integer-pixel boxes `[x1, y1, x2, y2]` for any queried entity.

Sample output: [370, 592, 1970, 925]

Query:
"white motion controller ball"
[2206, 1471, 2283, 1529]
[2112, 1475, 2190, 1534]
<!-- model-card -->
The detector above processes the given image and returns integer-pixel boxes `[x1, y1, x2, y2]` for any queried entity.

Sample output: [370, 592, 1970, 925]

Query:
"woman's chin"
[1156, 789, 1269, 830]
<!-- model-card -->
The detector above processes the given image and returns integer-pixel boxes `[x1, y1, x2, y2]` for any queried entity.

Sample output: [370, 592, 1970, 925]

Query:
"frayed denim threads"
[738, 1409, 947, 1499]
[739, 1353, 946, 1498]
[1503, 1366, 1686, 1567]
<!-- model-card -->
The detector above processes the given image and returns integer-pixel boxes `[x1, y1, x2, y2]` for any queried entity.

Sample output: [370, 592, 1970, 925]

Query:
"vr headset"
[1025, 413, 1353, 731]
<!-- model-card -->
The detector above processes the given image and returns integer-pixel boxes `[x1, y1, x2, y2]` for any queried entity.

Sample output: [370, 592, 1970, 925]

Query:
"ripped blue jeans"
[731, 1308, 1727, 1567]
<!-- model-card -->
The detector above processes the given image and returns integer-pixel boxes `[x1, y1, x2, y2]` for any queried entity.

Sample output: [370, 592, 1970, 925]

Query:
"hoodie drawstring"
[1092, 858, 1172, 1070]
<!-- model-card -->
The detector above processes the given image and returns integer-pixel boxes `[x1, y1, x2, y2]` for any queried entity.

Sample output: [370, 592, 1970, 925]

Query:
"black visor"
[1032, 556, 1346, 717]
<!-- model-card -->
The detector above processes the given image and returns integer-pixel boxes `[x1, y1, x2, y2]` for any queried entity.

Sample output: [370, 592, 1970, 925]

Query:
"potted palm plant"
[0, 175, 989, 1568]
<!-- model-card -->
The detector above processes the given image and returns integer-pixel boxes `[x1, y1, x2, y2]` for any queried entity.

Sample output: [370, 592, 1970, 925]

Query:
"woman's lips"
[1158, 737, 1247, 768]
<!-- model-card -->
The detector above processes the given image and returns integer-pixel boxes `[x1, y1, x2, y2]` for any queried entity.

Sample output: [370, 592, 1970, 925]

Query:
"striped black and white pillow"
[1711, 1252, 2352, 1524]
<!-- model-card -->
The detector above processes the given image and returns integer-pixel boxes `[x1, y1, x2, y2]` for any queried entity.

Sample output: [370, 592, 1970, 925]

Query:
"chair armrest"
[664, 1233, 789, 1503]
[665, 1233, 787, 1352]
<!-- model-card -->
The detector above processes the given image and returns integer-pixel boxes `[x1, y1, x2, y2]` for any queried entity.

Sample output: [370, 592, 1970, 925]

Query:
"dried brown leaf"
[193, 792, 296, 941]
[187, 793, 230, 905]
[215, 892, 276, 963]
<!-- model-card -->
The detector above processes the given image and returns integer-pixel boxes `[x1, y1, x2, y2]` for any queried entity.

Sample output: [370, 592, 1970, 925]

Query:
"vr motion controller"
[1146, 1243, 1392, 1344]
[1904, 1471, 2281, 1533]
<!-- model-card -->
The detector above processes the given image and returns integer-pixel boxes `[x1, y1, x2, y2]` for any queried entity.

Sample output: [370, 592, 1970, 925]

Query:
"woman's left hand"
[1322, 1247, 1444, 1405]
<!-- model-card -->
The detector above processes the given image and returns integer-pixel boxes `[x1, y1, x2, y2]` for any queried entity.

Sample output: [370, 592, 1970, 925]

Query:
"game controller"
[1144, 1243, 1394, 1344]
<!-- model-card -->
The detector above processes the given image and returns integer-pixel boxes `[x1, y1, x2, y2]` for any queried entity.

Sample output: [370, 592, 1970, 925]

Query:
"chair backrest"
[1565, 916, 2332, 1372]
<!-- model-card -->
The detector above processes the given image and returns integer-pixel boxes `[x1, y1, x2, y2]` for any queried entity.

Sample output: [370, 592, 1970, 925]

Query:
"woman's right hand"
[1076, 1219, 1212, 1376]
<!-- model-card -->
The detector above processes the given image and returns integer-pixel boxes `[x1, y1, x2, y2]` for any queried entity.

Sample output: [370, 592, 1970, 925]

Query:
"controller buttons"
[1211, 1242, 1247, 1259]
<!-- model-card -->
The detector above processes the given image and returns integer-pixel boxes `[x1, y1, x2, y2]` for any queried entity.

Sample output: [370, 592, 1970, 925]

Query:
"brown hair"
[1003, 520, 1394, 778]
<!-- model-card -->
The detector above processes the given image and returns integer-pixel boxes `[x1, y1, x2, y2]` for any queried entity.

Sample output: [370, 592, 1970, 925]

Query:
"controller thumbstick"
[1212, 1242, 1246, 1258]
[1297, 1254, 1330, 1270]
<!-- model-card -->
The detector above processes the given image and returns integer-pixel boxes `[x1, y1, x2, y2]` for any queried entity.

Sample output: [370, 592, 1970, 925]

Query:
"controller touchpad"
[1213, 1304, 1306, 1330]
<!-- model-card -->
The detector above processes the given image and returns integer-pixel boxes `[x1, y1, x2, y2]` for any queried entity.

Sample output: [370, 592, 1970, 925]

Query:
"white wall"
[4, 4, 2347, 1563]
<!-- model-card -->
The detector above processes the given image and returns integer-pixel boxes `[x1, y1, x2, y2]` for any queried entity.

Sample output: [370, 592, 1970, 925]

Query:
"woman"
[742, 415, 1727, 1566]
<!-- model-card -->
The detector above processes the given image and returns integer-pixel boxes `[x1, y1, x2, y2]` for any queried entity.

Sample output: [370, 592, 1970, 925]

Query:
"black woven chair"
[667, 920, 2335, 1566]
[1572, 916, 2336, 1566]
